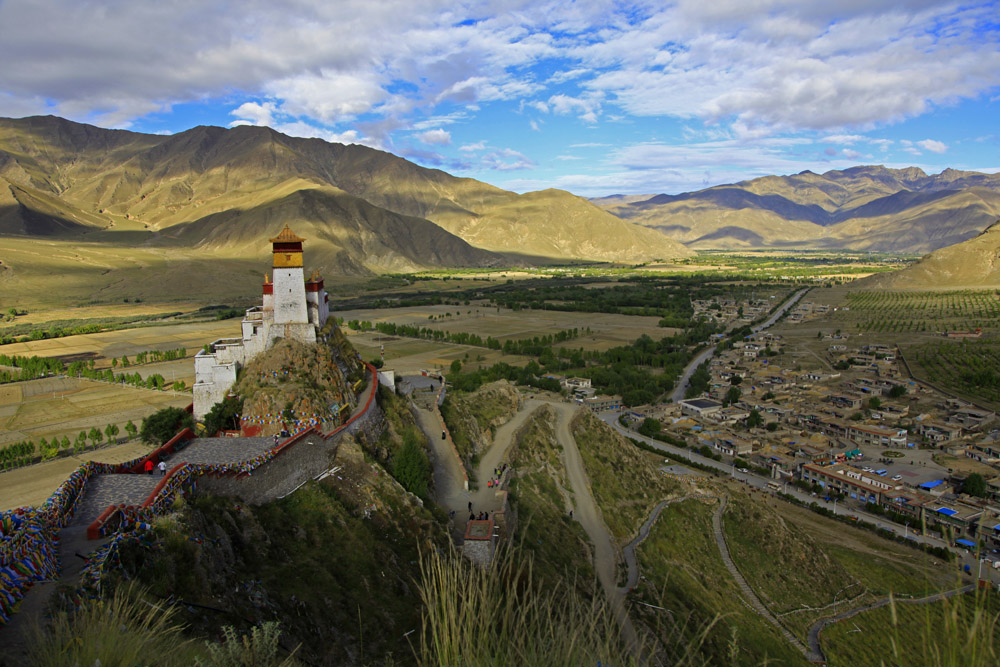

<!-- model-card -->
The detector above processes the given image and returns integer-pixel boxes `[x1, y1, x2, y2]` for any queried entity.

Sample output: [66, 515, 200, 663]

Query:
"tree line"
[0, 354, 65, 384]
[67, 361, 185, 391]
[345, 319, 580, 354]
[1, 421, 138, 471]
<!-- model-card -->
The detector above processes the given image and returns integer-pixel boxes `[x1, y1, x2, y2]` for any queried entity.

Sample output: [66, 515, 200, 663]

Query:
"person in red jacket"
[144, 459, 154, 474]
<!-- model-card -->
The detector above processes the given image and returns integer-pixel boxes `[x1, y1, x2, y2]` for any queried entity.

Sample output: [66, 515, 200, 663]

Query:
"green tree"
[203, 396, 243, 436]
[61, 435, 71, 450]
[450, 359, 463, 374]
[963, 473, 988, 498]
[105, 423, 119, 443]
[124, 420, 138, 440]
[746, 409, 764, 429]
[868, 397, 882, 410]
[140, 407, 194, 445]
[638, 417, 661, 437]
[393, 428, 430, 498]
[889, 384, 907, 398]
[729, 374, 743, 386]
[281, 401, 296, 428]
[724, 386, 742, 406]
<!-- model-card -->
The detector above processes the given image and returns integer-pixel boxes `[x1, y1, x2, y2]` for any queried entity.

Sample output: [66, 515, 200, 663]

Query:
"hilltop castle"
[193, 225, 330, 419]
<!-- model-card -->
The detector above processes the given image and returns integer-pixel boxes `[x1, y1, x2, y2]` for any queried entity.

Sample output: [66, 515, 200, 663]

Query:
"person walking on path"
[144, 459, 154, 475]
[158, 460, 167, 476]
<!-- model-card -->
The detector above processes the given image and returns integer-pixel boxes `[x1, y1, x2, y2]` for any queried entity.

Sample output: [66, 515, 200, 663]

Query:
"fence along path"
[0, 363, 378, 646]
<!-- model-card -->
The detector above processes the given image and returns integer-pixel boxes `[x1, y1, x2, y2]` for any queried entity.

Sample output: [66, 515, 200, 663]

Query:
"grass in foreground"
[822, 589, 1000, 667]
[417, 546, 637, 667]
[28, 584, 200, 666]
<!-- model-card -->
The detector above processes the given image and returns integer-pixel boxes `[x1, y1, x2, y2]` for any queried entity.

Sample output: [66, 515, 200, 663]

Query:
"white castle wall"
[273, 267, 308, 325]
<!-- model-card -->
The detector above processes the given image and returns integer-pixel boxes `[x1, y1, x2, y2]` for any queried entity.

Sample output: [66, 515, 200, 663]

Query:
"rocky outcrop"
[234, 336, 364, 436]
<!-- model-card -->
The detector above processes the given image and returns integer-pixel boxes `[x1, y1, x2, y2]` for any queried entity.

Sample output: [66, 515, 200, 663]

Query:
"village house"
[801, 462, 898, 504]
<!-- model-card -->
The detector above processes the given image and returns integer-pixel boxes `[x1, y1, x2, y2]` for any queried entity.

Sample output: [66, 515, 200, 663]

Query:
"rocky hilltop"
[596, 166, 1000, 253]
[233, 325, 365, 437]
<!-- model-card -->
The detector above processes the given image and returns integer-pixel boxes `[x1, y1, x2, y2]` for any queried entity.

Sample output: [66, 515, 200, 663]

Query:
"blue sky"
[1, 0, 998, 196]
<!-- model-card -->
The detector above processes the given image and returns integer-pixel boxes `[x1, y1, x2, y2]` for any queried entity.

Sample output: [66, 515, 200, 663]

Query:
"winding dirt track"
[418, 396, 640, 656]
[549, 401, 640, 655]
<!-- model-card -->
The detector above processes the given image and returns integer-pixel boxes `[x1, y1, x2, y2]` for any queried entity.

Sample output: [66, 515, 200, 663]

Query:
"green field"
[844, 290, 1000, 334]
[905, 339, 1000, 406]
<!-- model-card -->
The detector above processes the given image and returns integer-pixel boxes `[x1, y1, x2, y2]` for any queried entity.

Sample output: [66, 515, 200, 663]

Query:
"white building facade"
[193, 225, 330, 419]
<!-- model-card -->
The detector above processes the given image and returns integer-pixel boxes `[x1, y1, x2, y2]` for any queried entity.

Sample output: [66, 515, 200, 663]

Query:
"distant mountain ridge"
[0, 115, 692, 273]
[595, 166, 1000, 253]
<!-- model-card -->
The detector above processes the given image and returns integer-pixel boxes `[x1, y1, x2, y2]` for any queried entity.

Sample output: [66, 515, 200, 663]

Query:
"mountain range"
[3, 115, 1000, 297]
[0, 115, 691, 276]
[594, 166, 1000, 253]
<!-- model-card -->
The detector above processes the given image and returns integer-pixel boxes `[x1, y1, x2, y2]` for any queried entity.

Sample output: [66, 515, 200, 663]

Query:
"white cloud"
[821, 134, 867, 144]
[547, 68, 589, 84]
[229, 101, 277, 127]
[416, 128, 451, 145]
[548, 93, 602, 123]
[482, 148, 536, 171]
[530, 119, 541, 131]
[917, 138, 948, 153]
[459, 140, 487, 152]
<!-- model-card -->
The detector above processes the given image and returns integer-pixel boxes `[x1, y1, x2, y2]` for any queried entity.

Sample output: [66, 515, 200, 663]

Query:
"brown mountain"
[863, 219, 1000, 289]
[596, 166, 1000, 253]
[0, 115, 691, 272]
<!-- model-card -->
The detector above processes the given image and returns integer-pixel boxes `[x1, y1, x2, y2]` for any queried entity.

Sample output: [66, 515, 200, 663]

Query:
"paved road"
[599, 415, 967, 549]
[753, 288, 810, 332]
[669, 346, 717, 403]
[669, 288, 810, 402]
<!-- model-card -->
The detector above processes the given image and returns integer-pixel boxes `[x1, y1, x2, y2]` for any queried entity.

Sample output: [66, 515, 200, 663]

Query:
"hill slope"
[0, 116, 691, 269]
[863, 219, 1000, 289]
[597, 166, 1000, 253]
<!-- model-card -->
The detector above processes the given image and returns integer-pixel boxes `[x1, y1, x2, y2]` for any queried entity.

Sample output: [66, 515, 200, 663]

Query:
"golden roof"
[269, 224, 306, 244]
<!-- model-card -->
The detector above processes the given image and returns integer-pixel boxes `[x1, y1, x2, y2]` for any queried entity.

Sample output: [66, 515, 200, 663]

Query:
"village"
[560, 294, 1000, 557]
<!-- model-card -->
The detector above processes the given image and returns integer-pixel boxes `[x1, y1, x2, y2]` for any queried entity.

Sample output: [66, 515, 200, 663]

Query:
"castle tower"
[270, 225, 309, 325]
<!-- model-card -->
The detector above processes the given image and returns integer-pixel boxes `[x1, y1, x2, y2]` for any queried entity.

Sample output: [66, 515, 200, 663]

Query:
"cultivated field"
[0, 375, 190, 447]
[336, 303, 673, 374]
[0, 440, 153, 511]
[842, 290, 1000, 335]
[0, 319, 240, 363]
